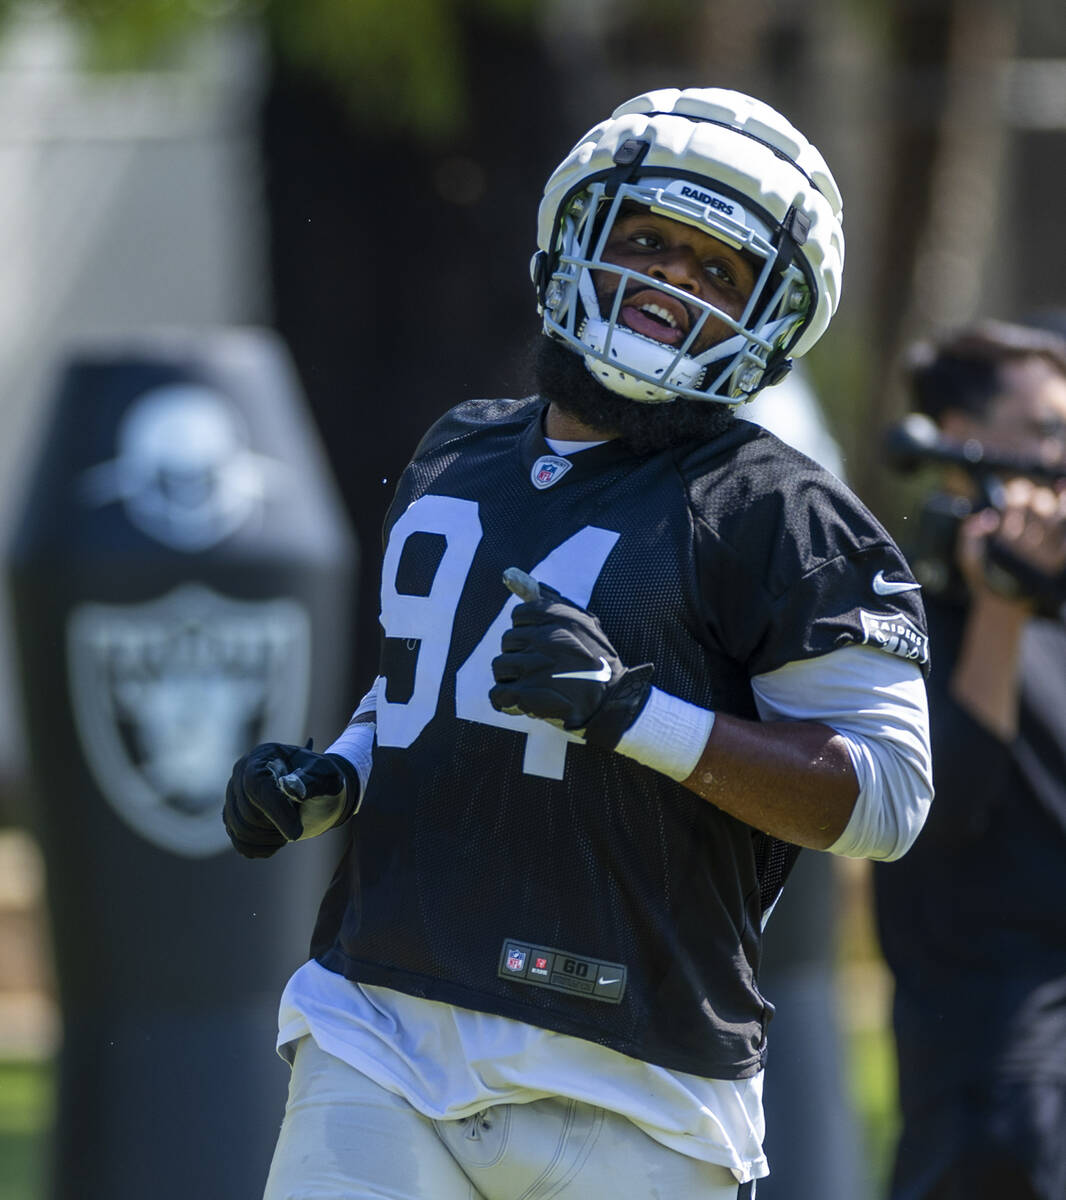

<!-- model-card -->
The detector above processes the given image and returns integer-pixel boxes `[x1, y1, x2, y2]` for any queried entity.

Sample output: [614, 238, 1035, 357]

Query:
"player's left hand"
[223, 740, 349, 858]
[489, 568, 653, 749]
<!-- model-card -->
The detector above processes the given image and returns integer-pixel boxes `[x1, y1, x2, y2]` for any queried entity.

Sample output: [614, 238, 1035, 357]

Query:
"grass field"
[0, 1058, 52, 1200]
[848, 1024, 900, 1192]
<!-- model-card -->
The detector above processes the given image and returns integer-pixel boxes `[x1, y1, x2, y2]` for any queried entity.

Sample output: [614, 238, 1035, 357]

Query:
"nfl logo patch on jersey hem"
[497, 938, 627, 1004]
[531, 455, 573, 490]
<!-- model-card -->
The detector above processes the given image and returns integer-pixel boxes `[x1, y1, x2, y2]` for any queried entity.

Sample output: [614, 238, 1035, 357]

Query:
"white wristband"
[614, 686, 715, 781]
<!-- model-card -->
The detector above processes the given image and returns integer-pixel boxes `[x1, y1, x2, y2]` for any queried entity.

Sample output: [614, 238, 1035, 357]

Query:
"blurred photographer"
[875, 319, 1066, 1200]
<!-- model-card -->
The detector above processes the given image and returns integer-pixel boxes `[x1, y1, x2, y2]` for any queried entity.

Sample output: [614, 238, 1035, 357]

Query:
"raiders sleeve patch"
[856, 608, 929, 666]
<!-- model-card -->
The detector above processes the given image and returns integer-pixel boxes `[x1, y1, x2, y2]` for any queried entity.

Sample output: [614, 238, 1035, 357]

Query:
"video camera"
[885, 413, 1066, 614]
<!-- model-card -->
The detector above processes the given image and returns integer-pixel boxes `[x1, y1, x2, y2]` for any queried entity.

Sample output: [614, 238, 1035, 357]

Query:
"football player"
[225, 87, 933, 1199]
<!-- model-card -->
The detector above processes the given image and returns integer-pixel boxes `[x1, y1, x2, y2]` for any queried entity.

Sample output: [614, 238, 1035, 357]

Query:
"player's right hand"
[223, 741, 348, 859]
[489, 568, 654, 748]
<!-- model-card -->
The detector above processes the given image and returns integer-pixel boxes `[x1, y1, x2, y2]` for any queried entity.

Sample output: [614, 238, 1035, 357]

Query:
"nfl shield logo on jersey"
[67, 583, 311, 857]
[505, 946, 527, 972]
[531, 455, 573, 490]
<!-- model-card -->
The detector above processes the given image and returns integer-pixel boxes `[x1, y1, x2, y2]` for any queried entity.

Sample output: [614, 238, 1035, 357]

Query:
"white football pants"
[263, 1036, 754, 1199]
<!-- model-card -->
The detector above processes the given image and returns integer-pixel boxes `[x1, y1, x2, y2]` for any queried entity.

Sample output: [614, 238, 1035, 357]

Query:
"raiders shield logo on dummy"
[67, 583, 311, 856]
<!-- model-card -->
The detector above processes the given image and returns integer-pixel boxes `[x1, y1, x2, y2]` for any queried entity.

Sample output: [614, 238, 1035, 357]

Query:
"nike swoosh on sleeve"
[872, 570, 922, 596]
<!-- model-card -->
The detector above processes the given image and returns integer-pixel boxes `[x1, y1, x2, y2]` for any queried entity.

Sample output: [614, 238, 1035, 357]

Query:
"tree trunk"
[259, 14, 570, 687]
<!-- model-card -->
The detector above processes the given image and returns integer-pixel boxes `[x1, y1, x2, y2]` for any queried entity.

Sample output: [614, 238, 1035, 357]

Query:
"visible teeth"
[640, 303, 678, 329]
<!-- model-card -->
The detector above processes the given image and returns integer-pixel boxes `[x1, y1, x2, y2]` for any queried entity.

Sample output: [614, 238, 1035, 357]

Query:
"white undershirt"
[544, 435, 607, 454]
[281, 644, 930, 1185]
[279, 962, 767, 1182]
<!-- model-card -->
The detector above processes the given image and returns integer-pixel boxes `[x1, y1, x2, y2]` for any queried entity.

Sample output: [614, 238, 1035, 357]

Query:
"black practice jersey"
[312, 395, 928, 1079]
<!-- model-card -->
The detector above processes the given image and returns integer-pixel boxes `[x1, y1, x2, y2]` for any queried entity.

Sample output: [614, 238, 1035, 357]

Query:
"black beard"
[529, 335, 735, 454]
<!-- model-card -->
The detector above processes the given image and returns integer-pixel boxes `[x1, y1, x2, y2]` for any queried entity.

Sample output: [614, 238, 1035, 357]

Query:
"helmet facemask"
[538, 174, 812, 405]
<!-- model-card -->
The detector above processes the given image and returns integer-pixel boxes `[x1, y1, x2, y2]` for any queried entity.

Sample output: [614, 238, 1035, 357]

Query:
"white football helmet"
[533, 87, 845, 404]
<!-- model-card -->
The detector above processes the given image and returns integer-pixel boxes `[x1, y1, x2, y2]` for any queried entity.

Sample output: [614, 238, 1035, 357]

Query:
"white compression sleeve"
[750, 646, 932, 861]
[323, 680, 379, 814]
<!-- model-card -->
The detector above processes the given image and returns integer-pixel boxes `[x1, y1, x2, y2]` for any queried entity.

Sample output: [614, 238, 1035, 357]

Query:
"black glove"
[488, 568, 653, 749]
[223, 740, 354, 859]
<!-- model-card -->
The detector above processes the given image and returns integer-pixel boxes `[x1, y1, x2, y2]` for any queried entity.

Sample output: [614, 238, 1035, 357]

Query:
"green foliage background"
[0, 0, 541, 138]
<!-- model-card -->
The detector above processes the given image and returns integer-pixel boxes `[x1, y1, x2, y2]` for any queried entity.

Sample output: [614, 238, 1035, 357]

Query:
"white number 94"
[377, 493, 619, 779]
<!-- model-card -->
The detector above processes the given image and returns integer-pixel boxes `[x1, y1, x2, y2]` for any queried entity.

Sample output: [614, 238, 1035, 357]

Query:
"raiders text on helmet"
[532, 88, 845, 404]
